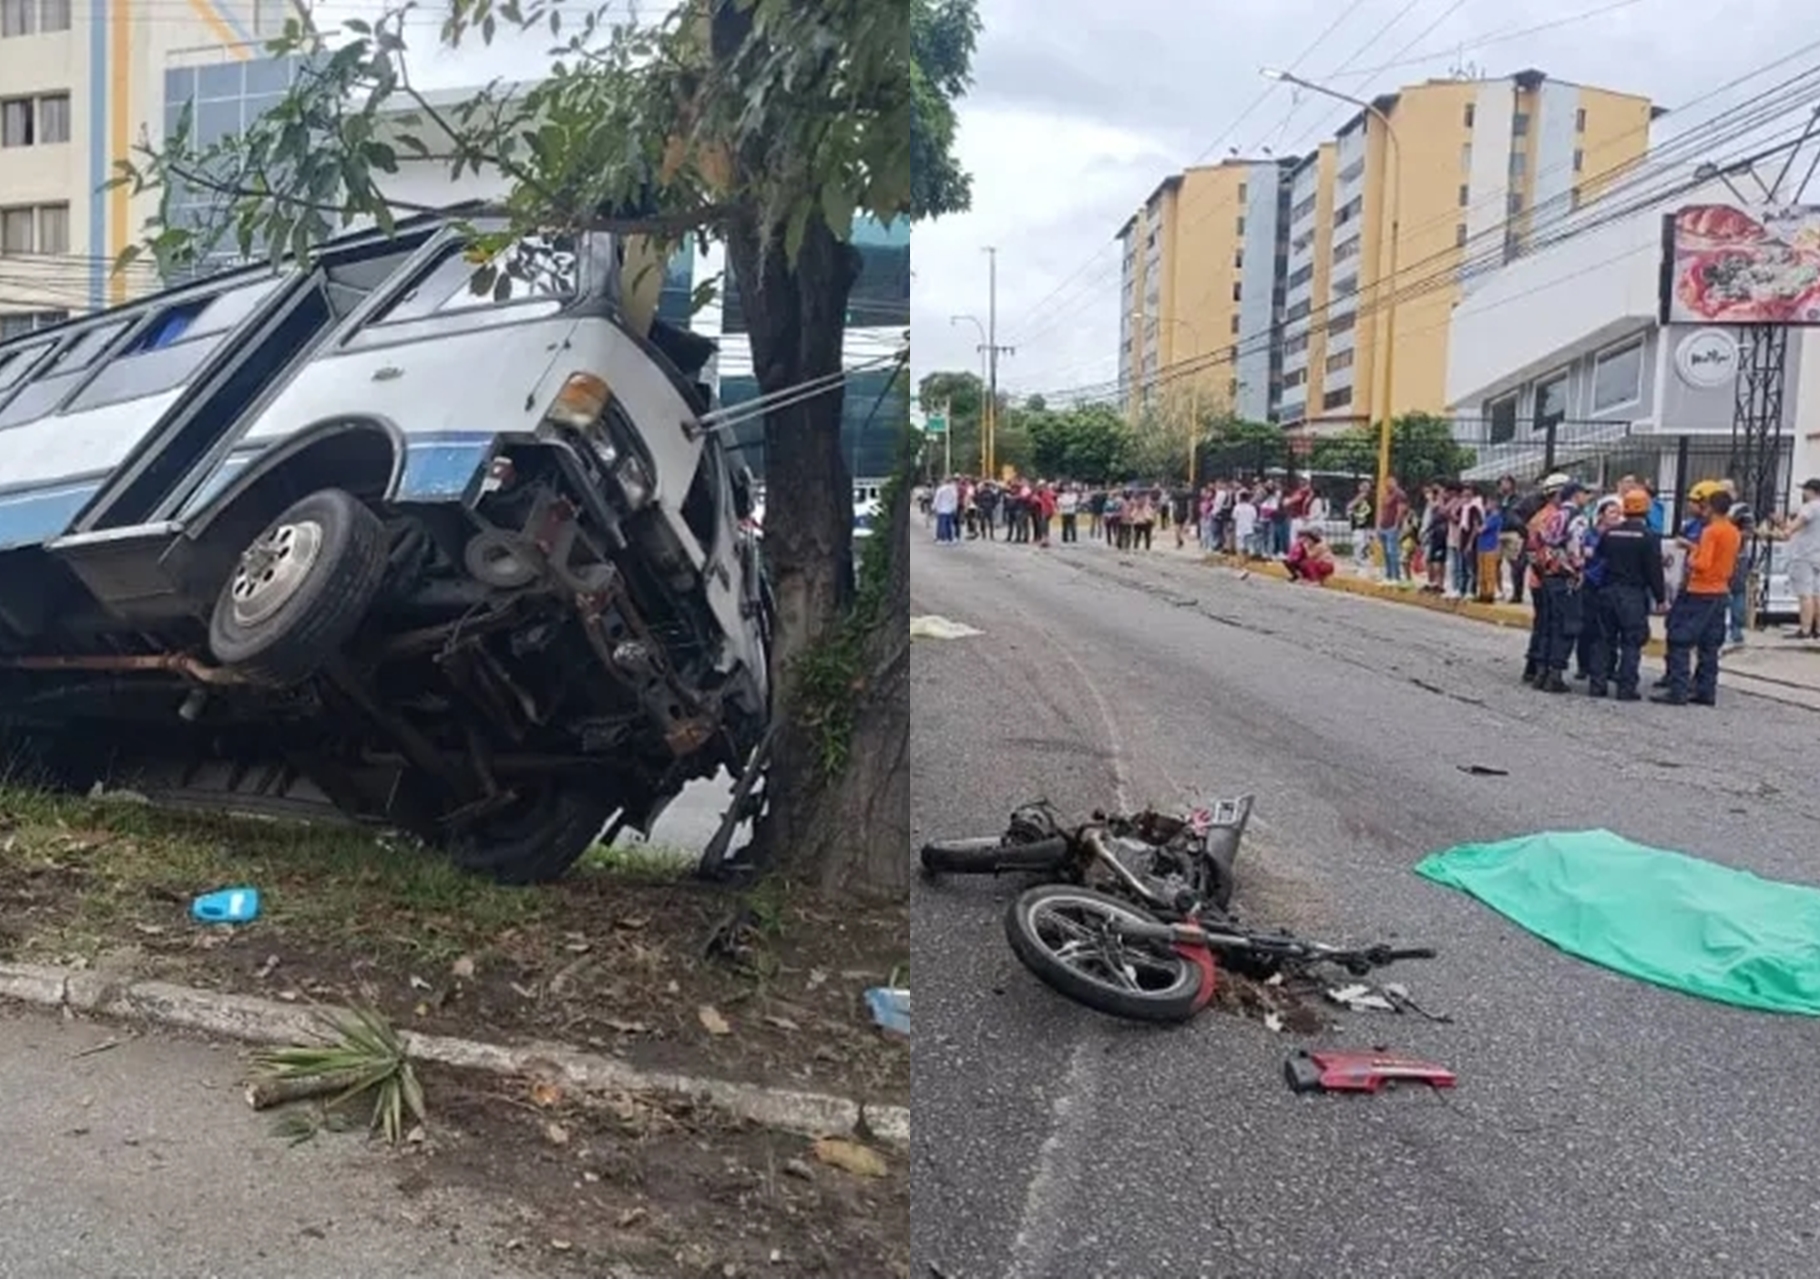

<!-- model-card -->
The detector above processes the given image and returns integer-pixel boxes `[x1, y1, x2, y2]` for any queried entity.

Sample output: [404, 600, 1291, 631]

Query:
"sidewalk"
[1198, 550, 1820, 686]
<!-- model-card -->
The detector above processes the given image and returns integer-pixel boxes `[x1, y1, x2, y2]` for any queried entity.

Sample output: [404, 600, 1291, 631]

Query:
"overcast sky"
[909, 0, 1819, 405]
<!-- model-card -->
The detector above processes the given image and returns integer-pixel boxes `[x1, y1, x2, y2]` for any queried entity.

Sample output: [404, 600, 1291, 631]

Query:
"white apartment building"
[1445, 173, 1820, 500]
[0, 0, 283, 335]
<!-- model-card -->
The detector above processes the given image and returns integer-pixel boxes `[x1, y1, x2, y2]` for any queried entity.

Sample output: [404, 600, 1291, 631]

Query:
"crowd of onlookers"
[919, 463, 1820, 705]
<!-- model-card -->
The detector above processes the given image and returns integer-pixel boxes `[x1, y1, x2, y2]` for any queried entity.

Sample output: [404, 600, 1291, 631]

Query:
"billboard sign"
[1660, 203, 1820, 326]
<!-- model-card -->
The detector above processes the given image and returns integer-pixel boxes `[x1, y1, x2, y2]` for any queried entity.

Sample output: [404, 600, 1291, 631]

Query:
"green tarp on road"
[1415, 830, 1820, 1016]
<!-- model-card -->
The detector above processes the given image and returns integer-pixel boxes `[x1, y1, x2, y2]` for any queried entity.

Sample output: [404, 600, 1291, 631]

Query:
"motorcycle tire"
[1004, 885, 1209, 1024]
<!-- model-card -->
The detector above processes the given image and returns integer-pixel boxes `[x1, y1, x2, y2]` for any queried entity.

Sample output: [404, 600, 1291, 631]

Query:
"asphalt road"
[0, 1007, 529, 1278]
[910, 531, 1820, 1279]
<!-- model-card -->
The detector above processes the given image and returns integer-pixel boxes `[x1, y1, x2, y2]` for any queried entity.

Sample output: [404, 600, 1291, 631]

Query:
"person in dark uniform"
[1585, 488, 1665, 700]
[1573, 495, 1621, 681]
[1521, 473, 1571, 686]
[1654, 489, 1742, 706]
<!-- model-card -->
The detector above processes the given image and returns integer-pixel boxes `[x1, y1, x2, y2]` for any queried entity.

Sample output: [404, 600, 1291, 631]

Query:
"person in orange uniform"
[1653, 489, 1742, 706]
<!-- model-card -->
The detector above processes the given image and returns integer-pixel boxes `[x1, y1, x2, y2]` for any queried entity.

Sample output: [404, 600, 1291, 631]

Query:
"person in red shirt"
[1653, 489, 1741, 706]
[1285, 528, 1336, 584]
[1034, 482, 1058, 548]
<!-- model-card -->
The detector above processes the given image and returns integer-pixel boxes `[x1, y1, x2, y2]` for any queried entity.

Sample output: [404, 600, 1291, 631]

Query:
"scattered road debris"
[865, 986, 909, 1038]
[811, 1135, 889, 1178]
[910, 615, 983, 640]
[1262, 1011, 1284, 1033]
[1383, 982, 1455, 1023]
[191, 886, 260, 924]
[1458, 763, 1510, 776]
[1326, 983, 1397, 1013]
[1284, 1049, 1458, 1094]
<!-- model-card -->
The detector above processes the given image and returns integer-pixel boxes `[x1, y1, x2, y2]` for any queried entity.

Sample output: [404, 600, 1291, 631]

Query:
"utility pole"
[983, 246, 1016, 478]
[943, 397, 953, 475]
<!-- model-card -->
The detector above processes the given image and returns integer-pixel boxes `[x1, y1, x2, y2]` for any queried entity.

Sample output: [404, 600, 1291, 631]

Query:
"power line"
[1023, 111, 1816, 410]
[1008, 45, 1820, 389]
[994, 0, 1375, 346]
[1004, 35, 1820, 377]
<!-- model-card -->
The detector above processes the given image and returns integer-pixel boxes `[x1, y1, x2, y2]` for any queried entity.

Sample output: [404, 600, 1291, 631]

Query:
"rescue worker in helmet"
[1520, 473, 1572, 688]
[1584, 488, 1666, 700]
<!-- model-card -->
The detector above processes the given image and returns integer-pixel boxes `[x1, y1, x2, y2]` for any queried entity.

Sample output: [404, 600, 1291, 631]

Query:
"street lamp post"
[1132, 310, 1204, 487]
[950, 314, 989, 475]
[1262, 67, 1403, 516]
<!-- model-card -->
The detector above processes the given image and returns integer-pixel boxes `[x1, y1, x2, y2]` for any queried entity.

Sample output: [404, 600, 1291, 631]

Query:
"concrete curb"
[1201, 553, 1673, 657]
[0, 962, 908, 1147]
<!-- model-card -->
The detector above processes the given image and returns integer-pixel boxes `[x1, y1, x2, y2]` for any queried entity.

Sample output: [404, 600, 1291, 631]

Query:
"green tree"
[1026, 403, 1130, 481]
[918, 368, 984, 474]
[114, 0, 980, 899]
[1198, 413, 1288, 481]
[1309, 412, 1476, 487]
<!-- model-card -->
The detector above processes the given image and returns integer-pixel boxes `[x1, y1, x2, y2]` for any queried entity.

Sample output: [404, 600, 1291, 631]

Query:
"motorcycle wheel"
[1004, 885, 1209, 1023]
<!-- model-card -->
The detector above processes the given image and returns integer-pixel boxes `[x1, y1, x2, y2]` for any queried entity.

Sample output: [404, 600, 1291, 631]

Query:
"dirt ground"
[0, 786, 909, 1277]
[417, 1064, 906, 1278]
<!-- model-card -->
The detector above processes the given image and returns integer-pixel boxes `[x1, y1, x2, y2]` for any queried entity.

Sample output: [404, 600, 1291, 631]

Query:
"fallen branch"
[244, 1067, 369, 1111]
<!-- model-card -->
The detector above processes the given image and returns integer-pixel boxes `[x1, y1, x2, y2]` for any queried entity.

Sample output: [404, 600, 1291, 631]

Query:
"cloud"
[912, 0, 1816, 408]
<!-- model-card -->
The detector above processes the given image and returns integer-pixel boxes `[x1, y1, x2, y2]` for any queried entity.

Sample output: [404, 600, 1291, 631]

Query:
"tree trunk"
[724, 208, 909, 901]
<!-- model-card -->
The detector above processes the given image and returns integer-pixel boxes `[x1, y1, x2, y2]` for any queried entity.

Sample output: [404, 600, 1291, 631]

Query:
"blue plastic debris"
[864, 987, 909, 1038]
[191, 886, 261, 925]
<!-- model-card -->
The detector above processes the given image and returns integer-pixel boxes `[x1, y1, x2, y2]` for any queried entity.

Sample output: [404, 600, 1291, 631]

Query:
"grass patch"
[577, 840, 694, 882]
[0, 785, 639, 964]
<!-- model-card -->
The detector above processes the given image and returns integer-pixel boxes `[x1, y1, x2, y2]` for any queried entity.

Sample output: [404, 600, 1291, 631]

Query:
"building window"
[1287, 298, 1311, 322]
[1291, 195, 1316, 223]
[35, 202, 66, 253]
[1284, 367, 1307, 389]
[1234, 249, 1244, 269]
[1333, 274, 1359, 298]
[0, 97, 30, 146]
[1330, 310, 1355, 334]
[1513, 111, 1531, 137]
[38, 0, 67, 29]
[1458, 183, 1470, 207]
[1464, 102, 1475, 128]
[0, 92, 67, 146]
[1231, 281, 1242, 302]
[0, 207, 31, 253]
[1338, 158, 1365, 185]
[1288, 263, 1313, 289]
[1533, 371, 1568, 435]
[1592, 338, 1644, 412]
[1573, 148, 1584, 173]
[1461, 142, 1472, 171]
[1333, 237, 1360, 264]
[1323, 386, 1353, 410]
[1509, 151, 1526, 177]
[0, 0, 31, 35]
[1570, 186, 1583, 210]
[1237, 182, 1247, 203]
[37, 93, 68, 144]
[1456, 223, 1468, 247]
[1487, 392, 1518, 444]
[0, 309, 66, 338]
[1326, 348, 1353, 374]
[1335, 195, 1363, 225]
[1508, 191, 1524, 215]
[1228, 377, 1239, 400]
[1575, 106, 1587, 132]
[1230, 313, 1241, 333]
[1236, 215, 1245, 235]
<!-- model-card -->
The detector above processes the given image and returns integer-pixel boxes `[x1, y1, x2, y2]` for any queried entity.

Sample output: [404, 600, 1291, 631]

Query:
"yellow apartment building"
[0, 0, 284, 338]
[1120, 69, 1658, 435]
[1118, 156, 1296, 425]
[1297, 68, 1657, 431]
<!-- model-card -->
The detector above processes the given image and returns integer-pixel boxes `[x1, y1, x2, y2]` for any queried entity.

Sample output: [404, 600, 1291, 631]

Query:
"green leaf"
[342, 16, 370, 33]
[820, 181, 855, 239]
[395, 131, 430, 158]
